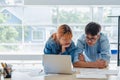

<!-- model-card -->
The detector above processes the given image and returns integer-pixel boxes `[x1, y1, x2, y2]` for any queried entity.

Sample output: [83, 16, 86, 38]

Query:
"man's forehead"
[86, 34, 98, 38]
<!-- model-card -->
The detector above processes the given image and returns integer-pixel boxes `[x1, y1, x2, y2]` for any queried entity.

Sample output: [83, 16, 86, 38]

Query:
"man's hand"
[79, 54, 85, 62]
[95, 59, 107, 68]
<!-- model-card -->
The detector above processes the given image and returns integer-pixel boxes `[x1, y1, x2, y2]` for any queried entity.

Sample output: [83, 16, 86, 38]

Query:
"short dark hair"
[85, 22, 101, 36]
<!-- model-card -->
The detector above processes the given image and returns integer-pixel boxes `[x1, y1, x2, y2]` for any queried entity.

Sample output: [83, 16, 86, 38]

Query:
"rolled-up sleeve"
[99, 35, 111, 63]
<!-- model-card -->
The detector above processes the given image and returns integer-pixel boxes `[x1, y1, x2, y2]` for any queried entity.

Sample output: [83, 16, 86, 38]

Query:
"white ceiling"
[24, 0, 120, 5]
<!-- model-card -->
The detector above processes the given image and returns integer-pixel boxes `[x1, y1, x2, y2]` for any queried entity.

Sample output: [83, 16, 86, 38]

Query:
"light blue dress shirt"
[44, 37, 79, 63]
[76, 33, 111, 63]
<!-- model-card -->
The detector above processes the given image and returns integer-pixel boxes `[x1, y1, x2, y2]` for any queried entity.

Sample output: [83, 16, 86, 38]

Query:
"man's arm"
[73, 60, 106, 68]
[98, 34, 111, 64]
[73, 54, 107, 68]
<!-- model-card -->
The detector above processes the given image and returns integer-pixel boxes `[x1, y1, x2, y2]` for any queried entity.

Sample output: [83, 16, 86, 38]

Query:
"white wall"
[24, 0, 120, 5]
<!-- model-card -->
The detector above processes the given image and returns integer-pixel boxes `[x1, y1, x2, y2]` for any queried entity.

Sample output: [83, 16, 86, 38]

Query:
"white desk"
[10, 68, 119, 80]
[1, 63, 119, 80]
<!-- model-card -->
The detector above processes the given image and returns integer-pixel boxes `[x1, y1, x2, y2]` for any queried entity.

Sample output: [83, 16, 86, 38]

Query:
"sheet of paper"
[76, 74, 107, 79]
[79, 68, 119, 75]
[12, 71, 45, 80]
[12, 72, 33, 80]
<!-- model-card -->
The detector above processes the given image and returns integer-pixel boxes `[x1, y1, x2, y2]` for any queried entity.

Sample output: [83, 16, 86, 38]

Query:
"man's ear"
[97, 34, 100, 39]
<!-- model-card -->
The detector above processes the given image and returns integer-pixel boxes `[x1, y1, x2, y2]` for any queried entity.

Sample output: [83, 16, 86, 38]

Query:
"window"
[0, 3, 119, 64]
[32, 29, 45, 41]
[3, 13, 11, 19]
[0, 0, 23, 6]
[58, 6, 91, 24]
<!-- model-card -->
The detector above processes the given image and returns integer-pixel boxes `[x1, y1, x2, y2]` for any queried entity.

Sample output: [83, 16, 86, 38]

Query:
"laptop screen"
[42, 55, 73, 74]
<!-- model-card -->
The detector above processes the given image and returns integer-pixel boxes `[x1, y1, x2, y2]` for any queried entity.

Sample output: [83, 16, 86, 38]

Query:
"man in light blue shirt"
[73, 22, 111, 68]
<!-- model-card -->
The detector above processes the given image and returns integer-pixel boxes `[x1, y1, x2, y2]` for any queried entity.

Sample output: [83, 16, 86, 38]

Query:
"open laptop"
[42, 55, 73, 74]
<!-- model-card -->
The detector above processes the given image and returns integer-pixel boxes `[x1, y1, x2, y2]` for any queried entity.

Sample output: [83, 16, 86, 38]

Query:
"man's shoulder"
[77, 34, 86, 45]
[78, 34, 86, 40]
[99, 33, 108, 40]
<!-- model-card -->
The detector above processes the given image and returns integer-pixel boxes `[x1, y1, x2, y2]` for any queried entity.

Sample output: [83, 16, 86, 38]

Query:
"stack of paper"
[76, 68, 119, 79]
[76, 74, 107, 79]
[79, 69, 119, 75]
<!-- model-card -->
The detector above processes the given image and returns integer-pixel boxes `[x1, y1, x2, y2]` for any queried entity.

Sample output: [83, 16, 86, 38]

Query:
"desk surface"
[10, 68, 119, 80]
[1, 64, 119, 80]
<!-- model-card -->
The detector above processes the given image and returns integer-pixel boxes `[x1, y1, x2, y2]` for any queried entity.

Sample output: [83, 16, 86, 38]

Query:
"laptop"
[42, 55, 73, 74]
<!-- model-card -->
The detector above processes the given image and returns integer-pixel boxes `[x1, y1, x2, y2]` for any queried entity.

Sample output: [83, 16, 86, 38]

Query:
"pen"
[1, 63, 5, 68]
[1, 63, 11, 78]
